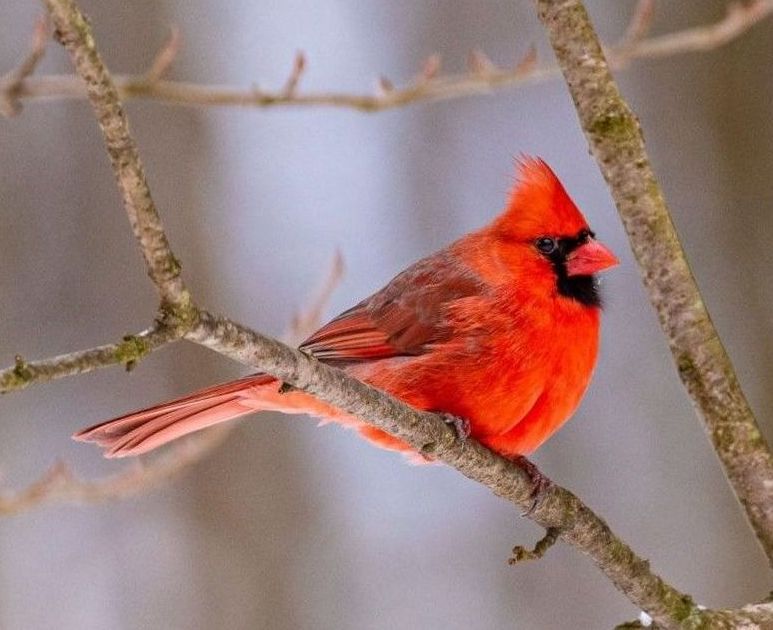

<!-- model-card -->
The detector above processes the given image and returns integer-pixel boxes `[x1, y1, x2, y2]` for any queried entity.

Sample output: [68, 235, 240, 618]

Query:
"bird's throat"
[555, 271, 601, 307]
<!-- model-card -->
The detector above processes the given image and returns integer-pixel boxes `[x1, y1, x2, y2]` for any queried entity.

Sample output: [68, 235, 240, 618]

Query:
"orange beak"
[565, 239, 619, 277]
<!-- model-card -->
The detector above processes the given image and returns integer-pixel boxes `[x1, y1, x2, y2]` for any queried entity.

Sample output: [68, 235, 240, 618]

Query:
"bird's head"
[493, 158, 619, 306]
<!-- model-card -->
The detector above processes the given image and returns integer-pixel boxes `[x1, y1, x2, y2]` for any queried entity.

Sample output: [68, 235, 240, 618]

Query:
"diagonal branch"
[4, 2, 771, 114]
[46, 0, 193, 316]
[188, 311, 769, 629]
[533, 0, 773, 566]
[613, 0, 655, 56]
[287, 249, 344, 343]
[143, 26, 181, 83]
[2, 0, 766, 627]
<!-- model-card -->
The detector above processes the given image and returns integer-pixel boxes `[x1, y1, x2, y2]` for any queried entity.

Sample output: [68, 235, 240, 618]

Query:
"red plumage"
[75, 158, 618, 459]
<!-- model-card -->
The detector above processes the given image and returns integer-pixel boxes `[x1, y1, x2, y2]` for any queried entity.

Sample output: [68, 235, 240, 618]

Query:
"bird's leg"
[439, 412, 471, 442]
[511, 456, 553, 517]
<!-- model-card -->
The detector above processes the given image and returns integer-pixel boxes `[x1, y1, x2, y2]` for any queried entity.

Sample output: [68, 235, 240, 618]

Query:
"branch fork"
[0, 0, 771, 627]
[4, 3, 772, 115]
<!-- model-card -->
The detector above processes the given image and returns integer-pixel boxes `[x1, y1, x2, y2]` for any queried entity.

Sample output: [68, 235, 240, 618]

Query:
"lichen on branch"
[0, 0, 769, 627]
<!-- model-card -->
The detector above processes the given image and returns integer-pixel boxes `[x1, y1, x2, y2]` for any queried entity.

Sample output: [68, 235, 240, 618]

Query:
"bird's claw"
[512, 456, 553, 517]
[441, 413, 472, 442]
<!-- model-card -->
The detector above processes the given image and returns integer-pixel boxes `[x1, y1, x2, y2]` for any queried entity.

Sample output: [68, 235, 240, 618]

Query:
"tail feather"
[74, 372, 417, 459]
[74, 374, 277, 458]
[105, 398, 254, 457]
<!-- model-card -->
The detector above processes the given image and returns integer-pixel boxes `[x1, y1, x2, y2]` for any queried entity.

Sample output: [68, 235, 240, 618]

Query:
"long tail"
[74, 373, 413, 458]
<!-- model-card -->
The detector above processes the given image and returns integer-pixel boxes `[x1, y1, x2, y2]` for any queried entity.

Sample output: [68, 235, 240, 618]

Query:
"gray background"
[1, 1, 771, 628]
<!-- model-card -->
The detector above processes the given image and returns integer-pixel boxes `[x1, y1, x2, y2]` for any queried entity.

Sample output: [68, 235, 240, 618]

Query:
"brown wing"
[299, 248, 484, 365]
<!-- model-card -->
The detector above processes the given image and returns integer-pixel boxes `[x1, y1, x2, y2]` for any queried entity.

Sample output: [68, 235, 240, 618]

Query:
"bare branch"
[0, 15, 47, 117]
[534, 0, 773, 570]
[0, 252, 344, 513]
[609, 0, 773, 66]
[187, 311, 702, 627]
[508, 526, 560, 564]
[281, 50, 306, 97]
[187, 311, 773, 628]
[144, 25, 181, 83]
[615, 0, 656, 54]
[0, 325, 179, 394]
[287, 249, 345, 345]
[0, 427, 229, 514]
[45, 0, 193, 316]
[3, 0, 768, 626]
[5, 2, 771, 113]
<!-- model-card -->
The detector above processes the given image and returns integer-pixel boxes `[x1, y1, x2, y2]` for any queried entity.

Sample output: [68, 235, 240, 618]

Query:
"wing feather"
[300, 249, 484, 365]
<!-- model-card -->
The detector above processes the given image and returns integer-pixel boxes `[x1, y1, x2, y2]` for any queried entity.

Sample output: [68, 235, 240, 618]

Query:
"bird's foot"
[440, 413, 471, 442]
[511, 456, 552, 517]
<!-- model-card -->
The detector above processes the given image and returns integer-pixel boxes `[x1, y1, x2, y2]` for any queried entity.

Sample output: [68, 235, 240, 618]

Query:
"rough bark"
[534, 0, 773, 568]
[1, 0, 765, 627]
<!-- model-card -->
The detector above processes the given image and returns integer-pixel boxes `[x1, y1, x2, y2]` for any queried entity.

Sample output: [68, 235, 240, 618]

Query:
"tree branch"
[618, 600, 773, 630]
[3, 2, 771, 114]
[45, 0, 193, 316]
[0, 14, 47, 117]
[0, 324, 179, 394]
[533, 0, 773, 567]
[0, 0, 767, 626]
[609, 0, 773, 64]
[186, 311, 768, 629]
[0, 428, 230, 514]
[509, 526, 561, 564]
[0, 253, 343, 513]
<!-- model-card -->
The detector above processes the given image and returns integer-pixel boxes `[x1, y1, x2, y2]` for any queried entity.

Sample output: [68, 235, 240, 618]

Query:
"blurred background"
[2, 1, 772, 628]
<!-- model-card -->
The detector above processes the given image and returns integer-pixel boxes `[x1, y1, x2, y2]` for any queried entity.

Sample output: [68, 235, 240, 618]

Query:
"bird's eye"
[535, 237, 557, 254]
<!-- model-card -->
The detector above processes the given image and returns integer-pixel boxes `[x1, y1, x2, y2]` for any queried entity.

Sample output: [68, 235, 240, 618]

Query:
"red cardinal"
[75, 159, 618, 460]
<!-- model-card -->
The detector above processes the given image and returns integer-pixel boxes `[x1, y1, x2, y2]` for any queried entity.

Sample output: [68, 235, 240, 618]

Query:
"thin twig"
[0, 252, 344, 513]
[608, 0, 773, 65]
[3, 0, 769, 626]
[4, 2, 771, 113]
[508, 527, 561, 564]
[0, 325, 179, 394]
[0, 15, 47, 116]
[287, 249, 344, 345]
[615, 0, 656, 54]
[281, 51, 306, 97]
[0, 428, 230, 514]
[144, 25, 181, 83]
[534, 0, 773, 575]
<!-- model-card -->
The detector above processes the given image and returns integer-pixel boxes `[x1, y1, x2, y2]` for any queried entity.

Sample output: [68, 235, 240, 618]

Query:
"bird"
[74, 158, 618, 462]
